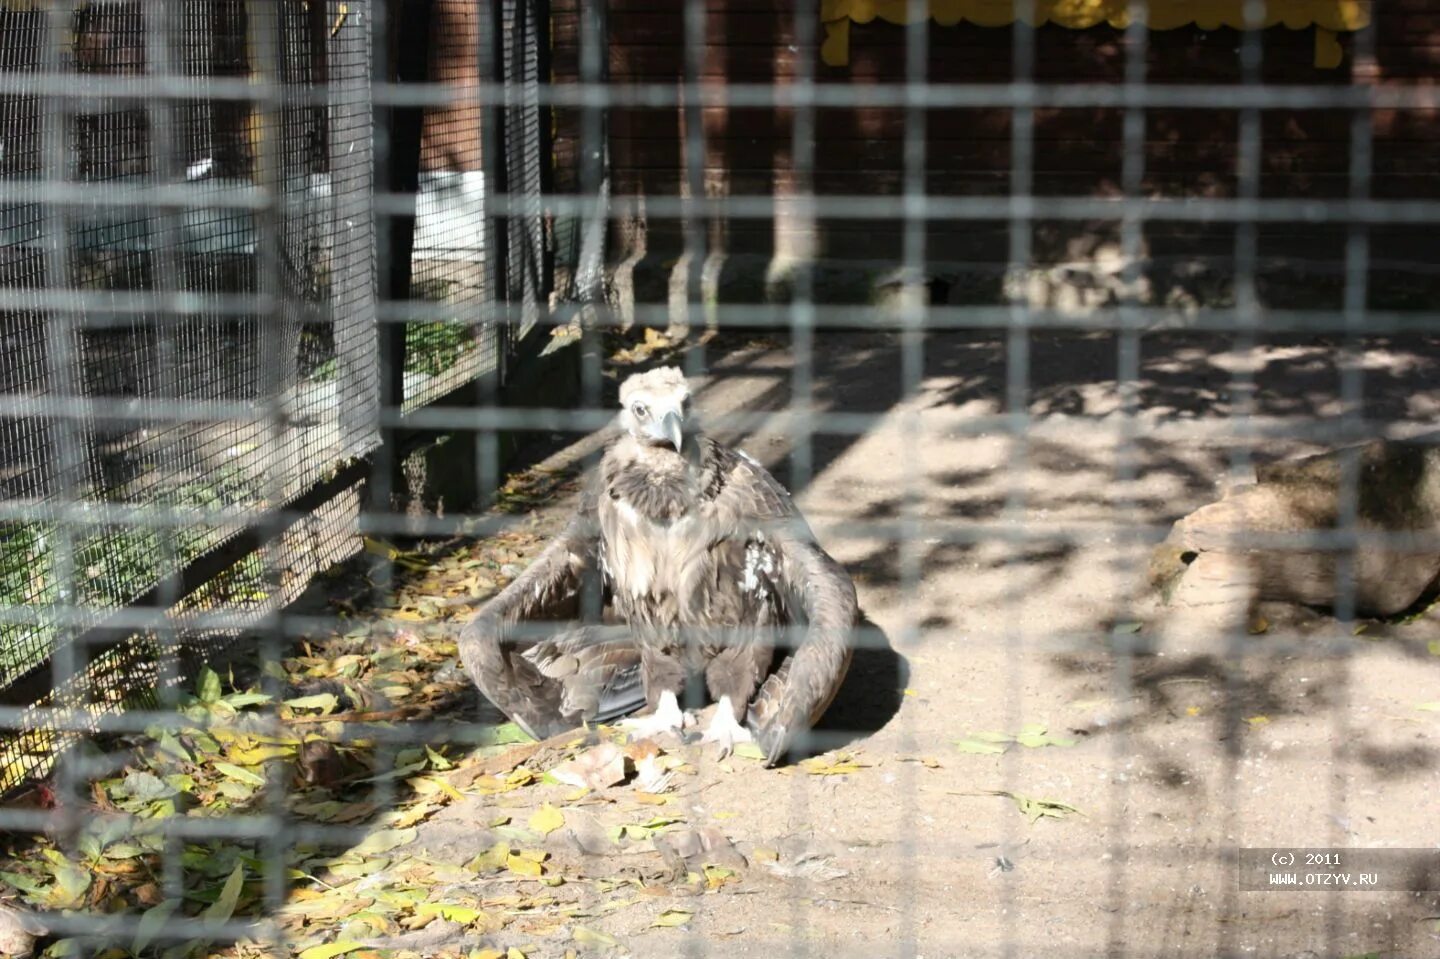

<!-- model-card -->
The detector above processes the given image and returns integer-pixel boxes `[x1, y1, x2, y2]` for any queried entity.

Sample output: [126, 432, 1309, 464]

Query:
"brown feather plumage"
[459, 368, 859, 764]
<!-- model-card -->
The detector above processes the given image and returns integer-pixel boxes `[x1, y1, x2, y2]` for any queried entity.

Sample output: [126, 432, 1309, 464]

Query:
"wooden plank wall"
[550, 1, 1440, 283]
[421, 0, 483, 173]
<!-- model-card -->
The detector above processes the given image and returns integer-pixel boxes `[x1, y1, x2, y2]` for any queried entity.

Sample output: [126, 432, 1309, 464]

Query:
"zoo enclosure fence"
[0, 0, 1436, 956]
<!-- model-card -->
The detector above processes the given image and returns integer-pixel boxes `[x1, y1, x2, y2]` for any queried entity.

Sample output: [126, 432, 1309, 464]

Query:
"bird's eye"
[632, 403, 648, 420]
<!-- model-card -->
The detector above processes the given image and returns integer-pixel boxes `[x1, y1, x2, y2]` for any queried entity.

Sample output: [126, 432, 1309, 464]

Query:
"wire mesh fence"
[1, 0, 1439, 957]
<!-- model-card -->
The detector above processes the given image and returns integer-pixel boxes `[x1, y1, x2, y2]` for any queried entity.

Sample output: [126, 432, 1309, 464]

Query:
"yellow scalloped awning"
[821, 1, 1372, 70]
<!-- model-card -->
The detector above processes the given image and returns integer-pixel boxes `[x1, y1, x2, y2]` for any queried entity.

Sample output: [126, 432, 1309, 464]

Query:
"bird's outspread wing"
[706, 444, 859, 766]
[458, 482, 645, 738]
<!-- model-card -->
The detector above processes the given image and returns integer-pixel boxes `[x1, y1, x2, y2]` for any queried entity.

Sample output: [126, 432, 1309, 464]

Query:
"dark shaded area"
[582, 13, 1440, 307]
[808, 613, 909, 759]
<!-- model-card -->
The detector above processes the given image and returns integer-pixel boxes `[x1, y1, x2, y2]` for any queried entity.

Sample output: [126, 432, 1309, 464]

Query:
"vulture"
[459, 367, 858, 765]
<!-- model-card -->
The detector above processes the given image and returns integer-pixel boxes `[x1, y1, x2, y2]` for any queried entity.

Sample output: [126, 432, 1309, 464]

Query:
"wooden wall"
[550, 2, 1440, 291]
[420, 0, 484, 173]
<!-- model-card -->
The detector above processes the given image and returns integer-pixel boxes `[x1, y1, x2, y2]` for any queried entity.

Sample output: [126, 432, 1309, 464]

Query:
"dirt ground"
[352, 328, 1437, 959]
[27, 329, 1428, 959]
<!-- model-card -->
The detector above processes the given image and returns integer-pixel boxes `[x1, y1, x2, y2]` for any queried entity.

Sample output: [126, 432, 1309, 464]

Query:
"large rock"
[1151, 435, 1440, 618]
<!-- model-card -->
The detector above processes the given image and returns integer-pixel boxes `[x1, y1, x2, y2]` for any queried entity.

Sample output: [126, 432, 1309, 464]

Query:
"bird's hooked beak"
[639, 406, 686, 453]
[659, 410, 684, 453]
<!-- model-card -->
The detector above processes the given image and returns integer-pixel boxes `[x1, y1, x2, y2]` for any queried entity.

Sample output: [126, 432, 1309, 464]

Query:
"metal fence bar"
[2, 2, 1438, 957]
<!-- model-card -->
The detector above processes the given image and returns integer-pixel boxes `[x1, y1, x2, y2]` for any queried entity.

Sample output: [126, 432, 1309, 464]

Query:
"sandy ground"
[411, 329, 1440, 959]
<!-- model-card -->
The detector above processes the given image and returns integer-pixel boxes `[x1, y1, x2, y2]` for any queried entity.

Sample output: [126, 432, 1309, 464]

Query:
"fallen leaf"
[1416, 702, 1440, 712]
[953, 738, 1007, 755]
[506, 853, 544, 877]
[196, 667, 222, 704]
[468, 842, 511, 873]
[529, 804, 566, 837]
[651, 909, 693, 928]
[990, 791, 1080, 823]
[416, 903, 484, 924]
[482, 722, 534, 746]
[1013, 724, 1076, 749]
[284, 693, 340, 713]
[328, 801, 380, 824]
[1186, 706, 1202, 717]
[572, 926, 619, 948]
[203, 863, 245, 922]
[130, 899, 180, 954]
[213, 762, 267, 787]
[226, 743, 295, 764]
[1114, 621, 1143, 634]
[43, 858, 92, 910]
[296, 943, 366, 959]
[799, 754, 868, 776]
[729, 742, 767, 762]
[353, 827, 417, 855]
[1244, 715, 1270, 727]
[1248, 616, 1270, 635]
[703, 864, 738, 889]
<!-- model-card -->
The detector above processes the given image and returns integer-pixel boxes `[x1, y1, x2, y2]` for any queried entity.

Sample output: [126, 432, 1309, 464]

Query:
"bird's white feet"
[619, 690, 686, 741]
[698, 696, 754, 759]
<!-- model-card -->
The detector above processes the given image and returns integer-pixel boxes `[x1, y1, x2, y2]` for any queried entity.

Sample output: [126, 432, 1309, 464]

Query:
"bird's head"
[618, 366, 695, 454]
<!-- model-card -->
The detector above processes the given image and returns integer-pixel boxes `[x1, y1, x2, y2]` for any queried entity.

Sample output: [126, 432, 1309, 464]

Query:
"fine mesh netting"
[0, 0, 377, 788]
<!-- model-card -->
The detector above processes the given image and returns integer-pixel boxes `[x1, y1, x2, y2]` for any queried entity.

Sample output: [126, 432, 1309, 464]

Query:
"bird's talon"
[618, 690, 686, 741]
[698, 697, 753, 761]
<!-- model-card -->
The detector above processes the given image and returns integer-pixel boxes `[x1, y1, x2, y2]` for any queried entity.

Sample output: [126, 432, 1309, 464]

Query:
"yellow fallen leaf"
[363, 536, 400, 560]
[416, 903, 484, 923]
[572, 926, 619, 948]
[799, 754, 869, 776]
[528, 803, 565, 837]
[354, 827, 418, 855]
[1185, 706, 1201, 717]
[651, 908, 693, 927]
[213, 762, 267, 786]
[1244, 715, 1270, 727]
[297, 943, 365, 959]
[902, 688, 917, 697]
[507, 949, 528, 959]
[703, 864, 737, 889]
[226, 743, 296, 764]
[751, 847, 779, 862]
[506, 853, 544, 877]
[410, 775, 466, 803]
[730, 742, 767, 762]
[390, 802, 439, 829]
